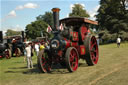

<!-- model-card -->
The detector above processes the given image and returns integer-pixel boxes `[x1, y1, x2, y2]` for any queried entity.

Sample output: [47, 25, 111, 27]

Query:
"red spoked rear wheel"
[84, 35, 99, 65]
[65, 47, 79, 72]
[90, 36, 99, 64]
[38, 50, 52, 73]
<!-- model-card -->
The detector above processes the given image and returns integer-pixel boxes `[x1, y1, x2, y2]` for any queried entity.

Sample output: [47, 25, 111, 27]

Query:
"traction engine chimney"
[21, 31, 24, 42]
[52, 8, 60, 31]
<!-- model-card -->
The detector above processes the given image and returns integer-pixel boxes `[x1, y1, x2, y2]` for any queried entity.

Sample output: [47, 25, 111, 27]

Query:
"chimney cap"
[52, 8, 60, 12]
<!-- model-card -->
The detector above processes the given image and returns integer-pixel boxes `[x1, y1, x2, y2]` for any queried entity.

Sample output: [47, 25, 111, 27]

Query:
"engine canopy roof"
[60, 17, 98, 26]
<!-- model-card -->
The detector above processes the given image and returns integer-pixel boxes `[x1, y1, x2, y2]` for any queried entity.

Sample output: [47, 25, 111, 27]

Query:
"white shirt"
[25, 45, 31, 57]
[35, 44, 39, 51]
[117, 38, 121, 43]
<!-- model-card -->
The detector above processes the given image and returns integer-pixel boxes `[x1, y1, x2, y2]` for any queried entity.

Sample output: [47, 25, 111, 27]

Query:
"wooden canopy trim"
[84, 18, 98, 25]
[60, 17, 98, 25]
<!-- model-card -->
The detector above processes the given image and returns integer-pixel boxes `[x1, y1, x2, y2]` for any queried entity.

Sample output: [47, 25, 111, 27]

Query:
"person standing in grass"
[23, 43, 26, 63]
[25, 43, 33, 69]
[117, 37, 121, 48]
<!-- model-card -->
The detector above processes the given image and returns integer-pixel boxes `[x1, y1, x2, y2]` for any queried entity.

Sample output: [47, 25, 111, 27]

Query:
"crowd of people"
[23, 41, 49, 69]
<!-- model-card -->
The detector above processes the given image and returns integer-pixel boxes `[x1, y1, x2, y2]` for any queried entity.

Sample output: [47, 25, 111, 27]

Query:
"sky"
[0, 0, 100, 33]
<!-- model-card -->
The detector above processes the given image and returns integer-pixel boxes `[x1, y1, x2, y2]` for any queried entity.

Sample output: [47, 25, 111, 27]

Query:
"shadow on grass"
[79, 62, 88, 67]
[49, 62, 88, 74]
[4, 64, 41, 74]
[22, 64, 42, 74]
[21, 64, 71, 74]
[5, 62, 88, 74]
[22, 64, 70, 74]
[8, 67, 27, 69]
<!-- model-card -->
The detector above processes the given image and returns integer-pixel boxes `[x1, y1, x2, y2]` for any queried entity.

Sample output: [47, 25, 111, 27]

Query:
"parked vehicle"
[0, 31, 11, 59]
[3, 31, 25, 57]
[10, 32, 25, 57]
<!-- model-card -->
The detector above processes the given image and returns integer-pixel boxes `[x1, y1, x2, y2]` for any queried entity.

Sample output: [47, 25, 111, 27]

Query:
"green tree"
[36, 12, 53, 27]
[69, 4, 90, 17]
[96, 0, 128, 33]
[6, 29, 21, 36]
[25, 11, 54, 39]
[96, 0, 128, 42]
[25, 20, 48, 39]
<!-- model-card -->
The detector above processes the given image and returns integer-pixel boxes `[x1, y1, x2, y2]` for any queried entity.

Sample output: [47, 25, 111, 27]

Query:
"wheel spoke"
[72, 58, 78, 70]
[92, 55, 96, 61]
[71, 62, 75, 67]
[42, 56, 47, 66]
[70, 57, 73, 62]
[70, 52, 73, 58]
[70, 51, 75, 62]
[70, 57, 74, 63]
[91, 42, 96, 49]
[94, 49, 97, 52]
[74, 61, 78, 69]
[42, 62, 46, 66]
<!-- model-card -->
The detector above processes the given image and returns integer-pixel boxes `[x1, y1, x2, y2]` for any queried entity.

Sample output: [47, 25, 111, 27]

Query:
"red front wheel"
[38, 50, 52, 73]
[65, 47, 79, 72]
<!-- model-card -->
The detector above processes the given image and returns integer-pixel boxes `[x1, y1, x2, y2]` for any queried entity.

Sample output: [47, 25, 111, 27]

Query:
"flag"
[46, 25, 52, 33]
[59, 23, 63, 31]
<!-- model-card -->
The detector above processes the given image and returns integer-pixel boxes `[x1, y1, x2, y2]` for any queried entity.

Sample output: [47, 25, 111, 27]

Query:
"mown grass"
[0, 42, 128, 85]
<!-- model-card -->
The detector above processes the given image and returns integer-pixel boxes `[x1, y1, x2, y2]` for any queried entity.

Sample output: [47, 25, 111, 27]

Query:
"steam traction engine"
[7, 31, 25, 57]
[11, 33, 25, 57]
[38, 8, 99, 73]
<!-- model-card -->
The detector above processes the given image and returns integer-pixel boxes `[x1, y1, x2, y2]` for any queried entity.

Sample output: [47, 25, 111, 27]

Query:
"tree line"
[6, 0, 128, 43]
[97, 0, 128, 43]
[25, 4, 90, 39]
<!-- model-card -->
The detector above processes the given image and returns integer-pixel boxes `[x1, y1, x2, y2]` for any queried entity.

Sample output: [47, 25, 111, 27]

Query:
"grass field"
[0, 43, 128, 85]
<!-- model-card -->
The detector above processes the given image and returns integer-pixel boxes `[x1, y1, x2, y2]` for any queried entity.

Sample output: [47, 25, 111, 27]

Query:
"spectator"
[40, 42, 45, 50]
[117, 37, 121, 48]
[45, 42, 50, 49]
[23, 42, 27, 62]
[30, 42, 34, 57]
[34, 42, 39, 56]
[25, 43, 33, 69]
[24, 47, 26, 62]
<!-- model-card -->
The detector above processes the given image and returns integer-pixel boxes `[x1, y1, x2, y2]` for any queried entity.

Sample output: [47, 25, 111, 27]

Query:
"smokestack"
[52, 8, 60, 31]
[0, 31, 3, 43]
[21, 31, 24, 42]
